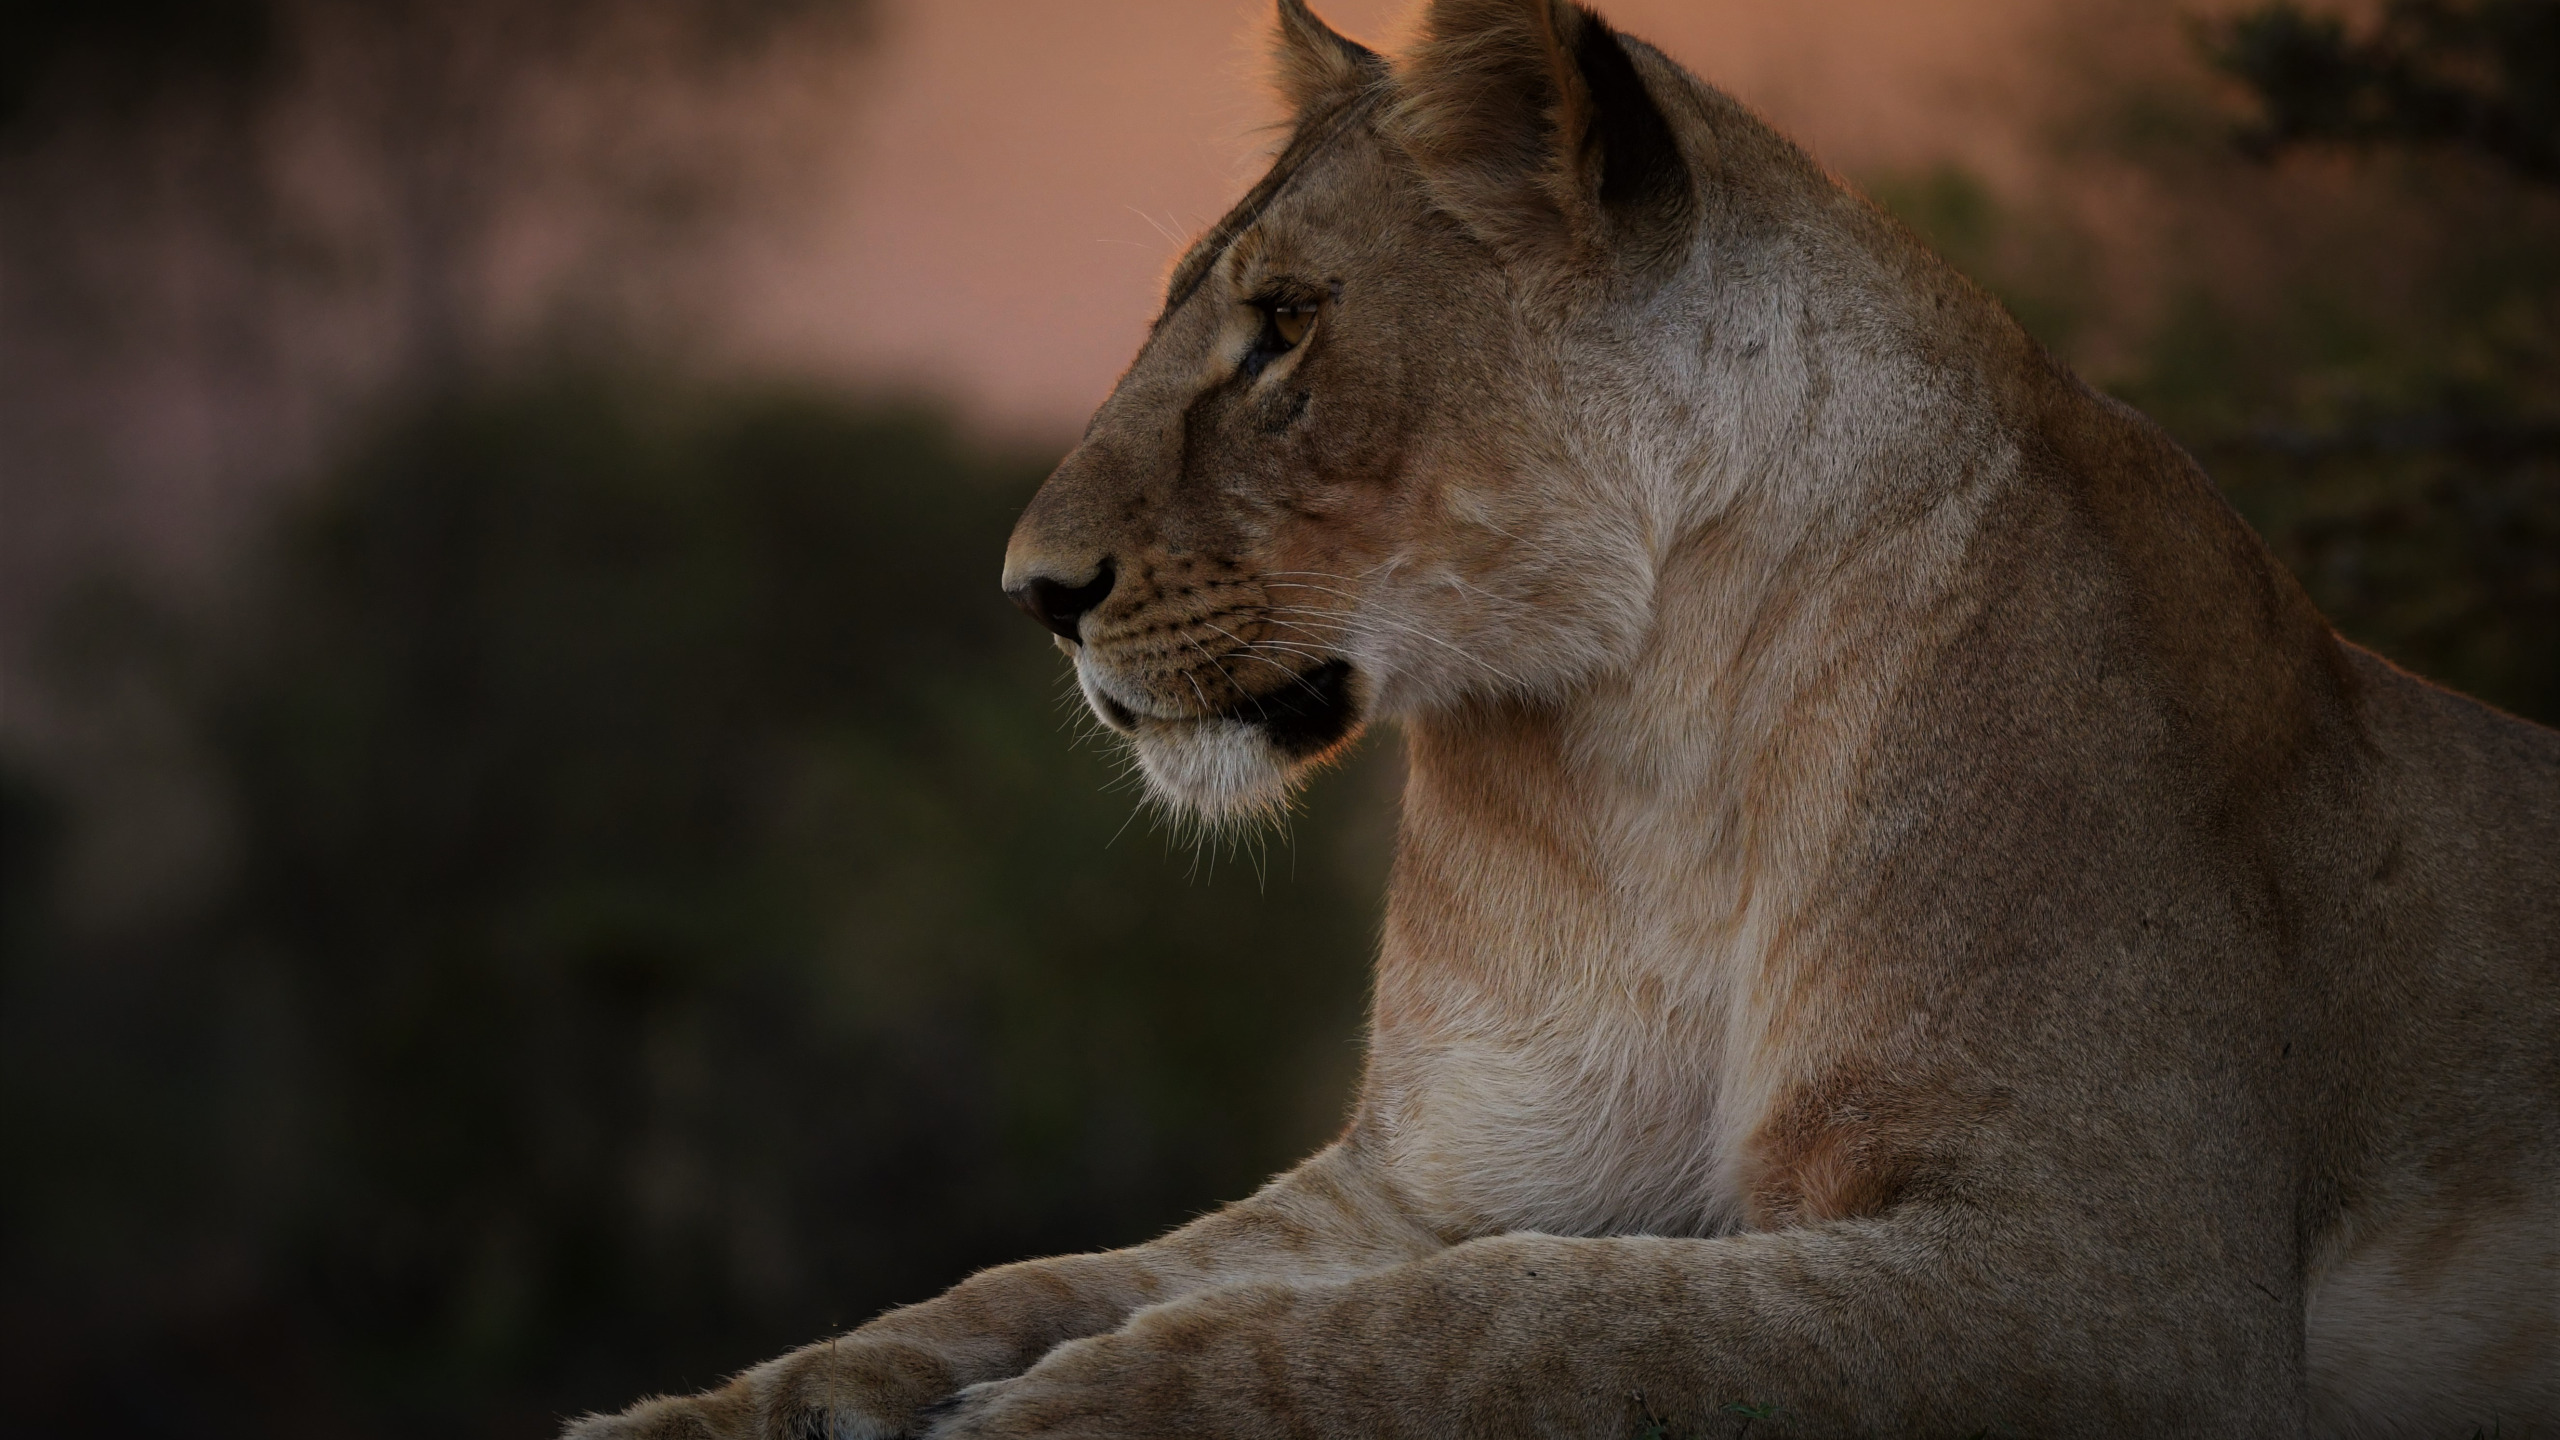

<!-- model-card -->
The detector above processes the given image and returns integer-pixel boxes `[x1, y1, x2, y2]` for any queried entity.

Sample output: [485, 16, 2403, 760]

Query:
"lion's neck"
[1388, 474, 1979, 966]
[1360, 463, 1992, 1237]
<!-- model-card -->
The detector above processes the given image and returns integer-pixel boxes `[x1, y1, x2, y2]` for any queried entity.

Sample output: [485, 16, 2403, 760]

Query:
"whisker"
[1260, 603, 1524, 688]
[1196, 622, 1336, 705]
[1180, 638, 1267, 722]
[1259, 567, 1388, 584]
[1104, 795, 1147, 848]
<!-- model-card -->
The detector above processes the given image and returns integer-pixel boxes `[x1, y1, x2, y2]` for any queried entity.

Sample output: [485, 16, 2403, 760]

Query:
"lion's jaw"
[1067, 638, 1363, 826]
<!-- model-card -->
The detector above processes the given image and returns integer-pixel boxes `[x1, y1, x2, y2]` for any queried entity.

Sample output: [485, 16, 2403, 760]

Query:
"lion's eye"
[1243, 300, 1318, 378]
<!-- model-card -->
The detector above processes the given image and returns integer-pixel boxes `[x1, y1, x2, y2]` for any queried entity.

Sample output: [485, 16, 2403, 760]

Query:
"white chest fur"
[1360, 759, 1788, 1241]
[1368, 985, 1750, 1239]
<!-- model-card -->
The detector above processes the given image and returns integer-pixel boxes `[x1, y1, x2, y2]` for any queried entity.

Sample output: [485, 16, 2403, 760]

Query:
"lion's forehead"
[1157, 92, 1389, 322]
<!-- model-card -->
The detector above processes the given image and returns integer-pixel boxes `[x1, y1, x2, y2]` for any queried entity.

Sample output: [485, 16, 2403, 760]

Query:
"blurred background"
[0, 0, 2551, 1435]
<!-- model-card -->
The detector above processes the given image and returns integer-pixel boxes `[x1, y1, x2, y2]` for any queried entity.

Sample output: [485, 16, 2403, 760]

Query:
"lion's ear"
[1273, 0, 1385, 119]
[1388, 0, 1692, 268]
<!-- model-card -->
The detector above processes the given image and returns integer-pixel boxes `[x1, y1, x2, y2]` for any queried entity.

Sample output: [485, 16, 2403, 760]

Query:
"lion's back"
[2301, 643, 2560, 1437]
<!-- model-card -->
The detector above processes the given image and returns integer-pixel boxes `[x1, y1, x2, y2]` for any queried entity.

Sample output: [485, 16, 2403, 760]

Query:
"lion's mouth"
[1077, 655, 1363, 820]
[1085, 652, 1361, 767]
[1091, 689, 1141, 731]
[1216, 658, 1357, 759]
[1093, 657, 1359, 760]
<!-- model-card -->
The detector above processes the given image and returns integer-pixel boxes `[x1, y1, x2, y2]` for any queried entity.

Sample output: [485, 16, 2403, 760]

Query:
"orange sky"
[731, 0, 2056, 436]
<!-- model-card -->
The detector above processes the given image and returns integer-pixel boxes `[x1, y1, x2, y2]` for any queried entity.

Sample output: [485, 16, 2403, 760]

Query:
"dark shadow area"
[0, 379, 1392, 1439]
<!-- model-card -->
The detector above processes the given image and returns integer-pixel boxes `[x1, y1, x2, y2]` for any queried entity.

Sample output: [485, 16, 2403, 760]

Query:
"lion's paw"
[921, 1287, 1313, 1440]
[561, 1388, 758, 1440]
[563, 1335, 965, 1440]
[921, 1360, 1127, 1440]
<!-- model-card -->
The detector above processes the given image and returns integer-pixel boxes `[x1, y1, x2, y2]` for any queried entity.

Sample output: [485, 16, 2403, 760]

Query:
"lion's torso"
[1354, 370, 2560, 1430]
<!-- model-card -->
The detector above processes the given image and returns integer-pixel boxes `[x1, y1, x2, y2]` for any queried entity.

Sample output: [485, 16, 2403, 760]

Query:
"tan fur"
[567, 2, 2560, 1436]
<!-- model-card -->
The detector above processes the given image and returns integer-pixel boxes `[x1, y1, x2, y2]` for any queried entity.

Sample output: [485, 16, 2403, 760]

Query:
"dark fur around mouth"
[1221, 658, 1357, 759]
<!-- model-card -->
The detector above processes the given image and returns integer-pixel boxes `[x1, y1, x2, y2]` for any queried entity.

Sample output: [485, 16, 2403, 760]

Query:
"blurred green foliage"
[2202, 0, 2560, 184]
[0, 380, 1390, 1438]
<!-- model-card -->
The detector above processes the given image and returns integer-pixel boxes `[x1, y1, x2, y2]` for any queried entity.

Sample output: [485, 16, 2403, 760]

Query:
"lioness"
[571, 1, 2560, 1435]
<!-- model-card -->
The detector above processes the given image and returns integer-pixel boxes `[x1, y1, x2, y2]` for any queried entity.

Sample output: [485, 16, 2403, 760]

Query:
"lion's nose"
[1005, 561, 1116, 643]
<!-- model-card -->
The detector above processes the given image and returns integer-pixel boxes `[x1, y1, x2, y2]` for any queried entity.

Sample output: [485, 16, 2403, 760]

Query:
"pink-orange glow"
[734, 0, 2056, 436]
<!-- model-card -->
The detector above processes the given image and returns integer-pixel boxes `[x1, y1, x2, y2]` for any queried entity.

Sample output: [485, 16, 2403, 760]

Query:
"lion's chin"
[1109, 658, 1365, 828]
[1128, 716, 1308, 826]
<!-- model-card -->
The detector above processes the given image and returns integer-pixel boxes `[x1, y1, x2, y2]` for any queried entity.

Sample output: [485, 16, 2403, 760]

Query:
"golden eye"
[1242, 298, 1320, 378]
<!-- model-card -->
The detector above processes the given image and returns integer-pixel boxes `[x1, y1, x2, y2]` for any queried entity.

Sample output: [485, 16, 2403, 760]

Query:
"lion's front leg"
[565, 1325, 999, 1440]
[922, 1255, 1629, 1440]
[925, 1220, 2304, 1440]
[562, 1262, 1126, 1440]
[563, 1143, 1440, 1440]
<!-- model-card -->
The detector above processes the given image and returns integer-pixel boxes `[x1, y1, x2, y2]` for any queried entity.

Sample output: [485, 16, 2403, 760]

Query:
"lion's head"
[1001, 0, 1863, 824]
